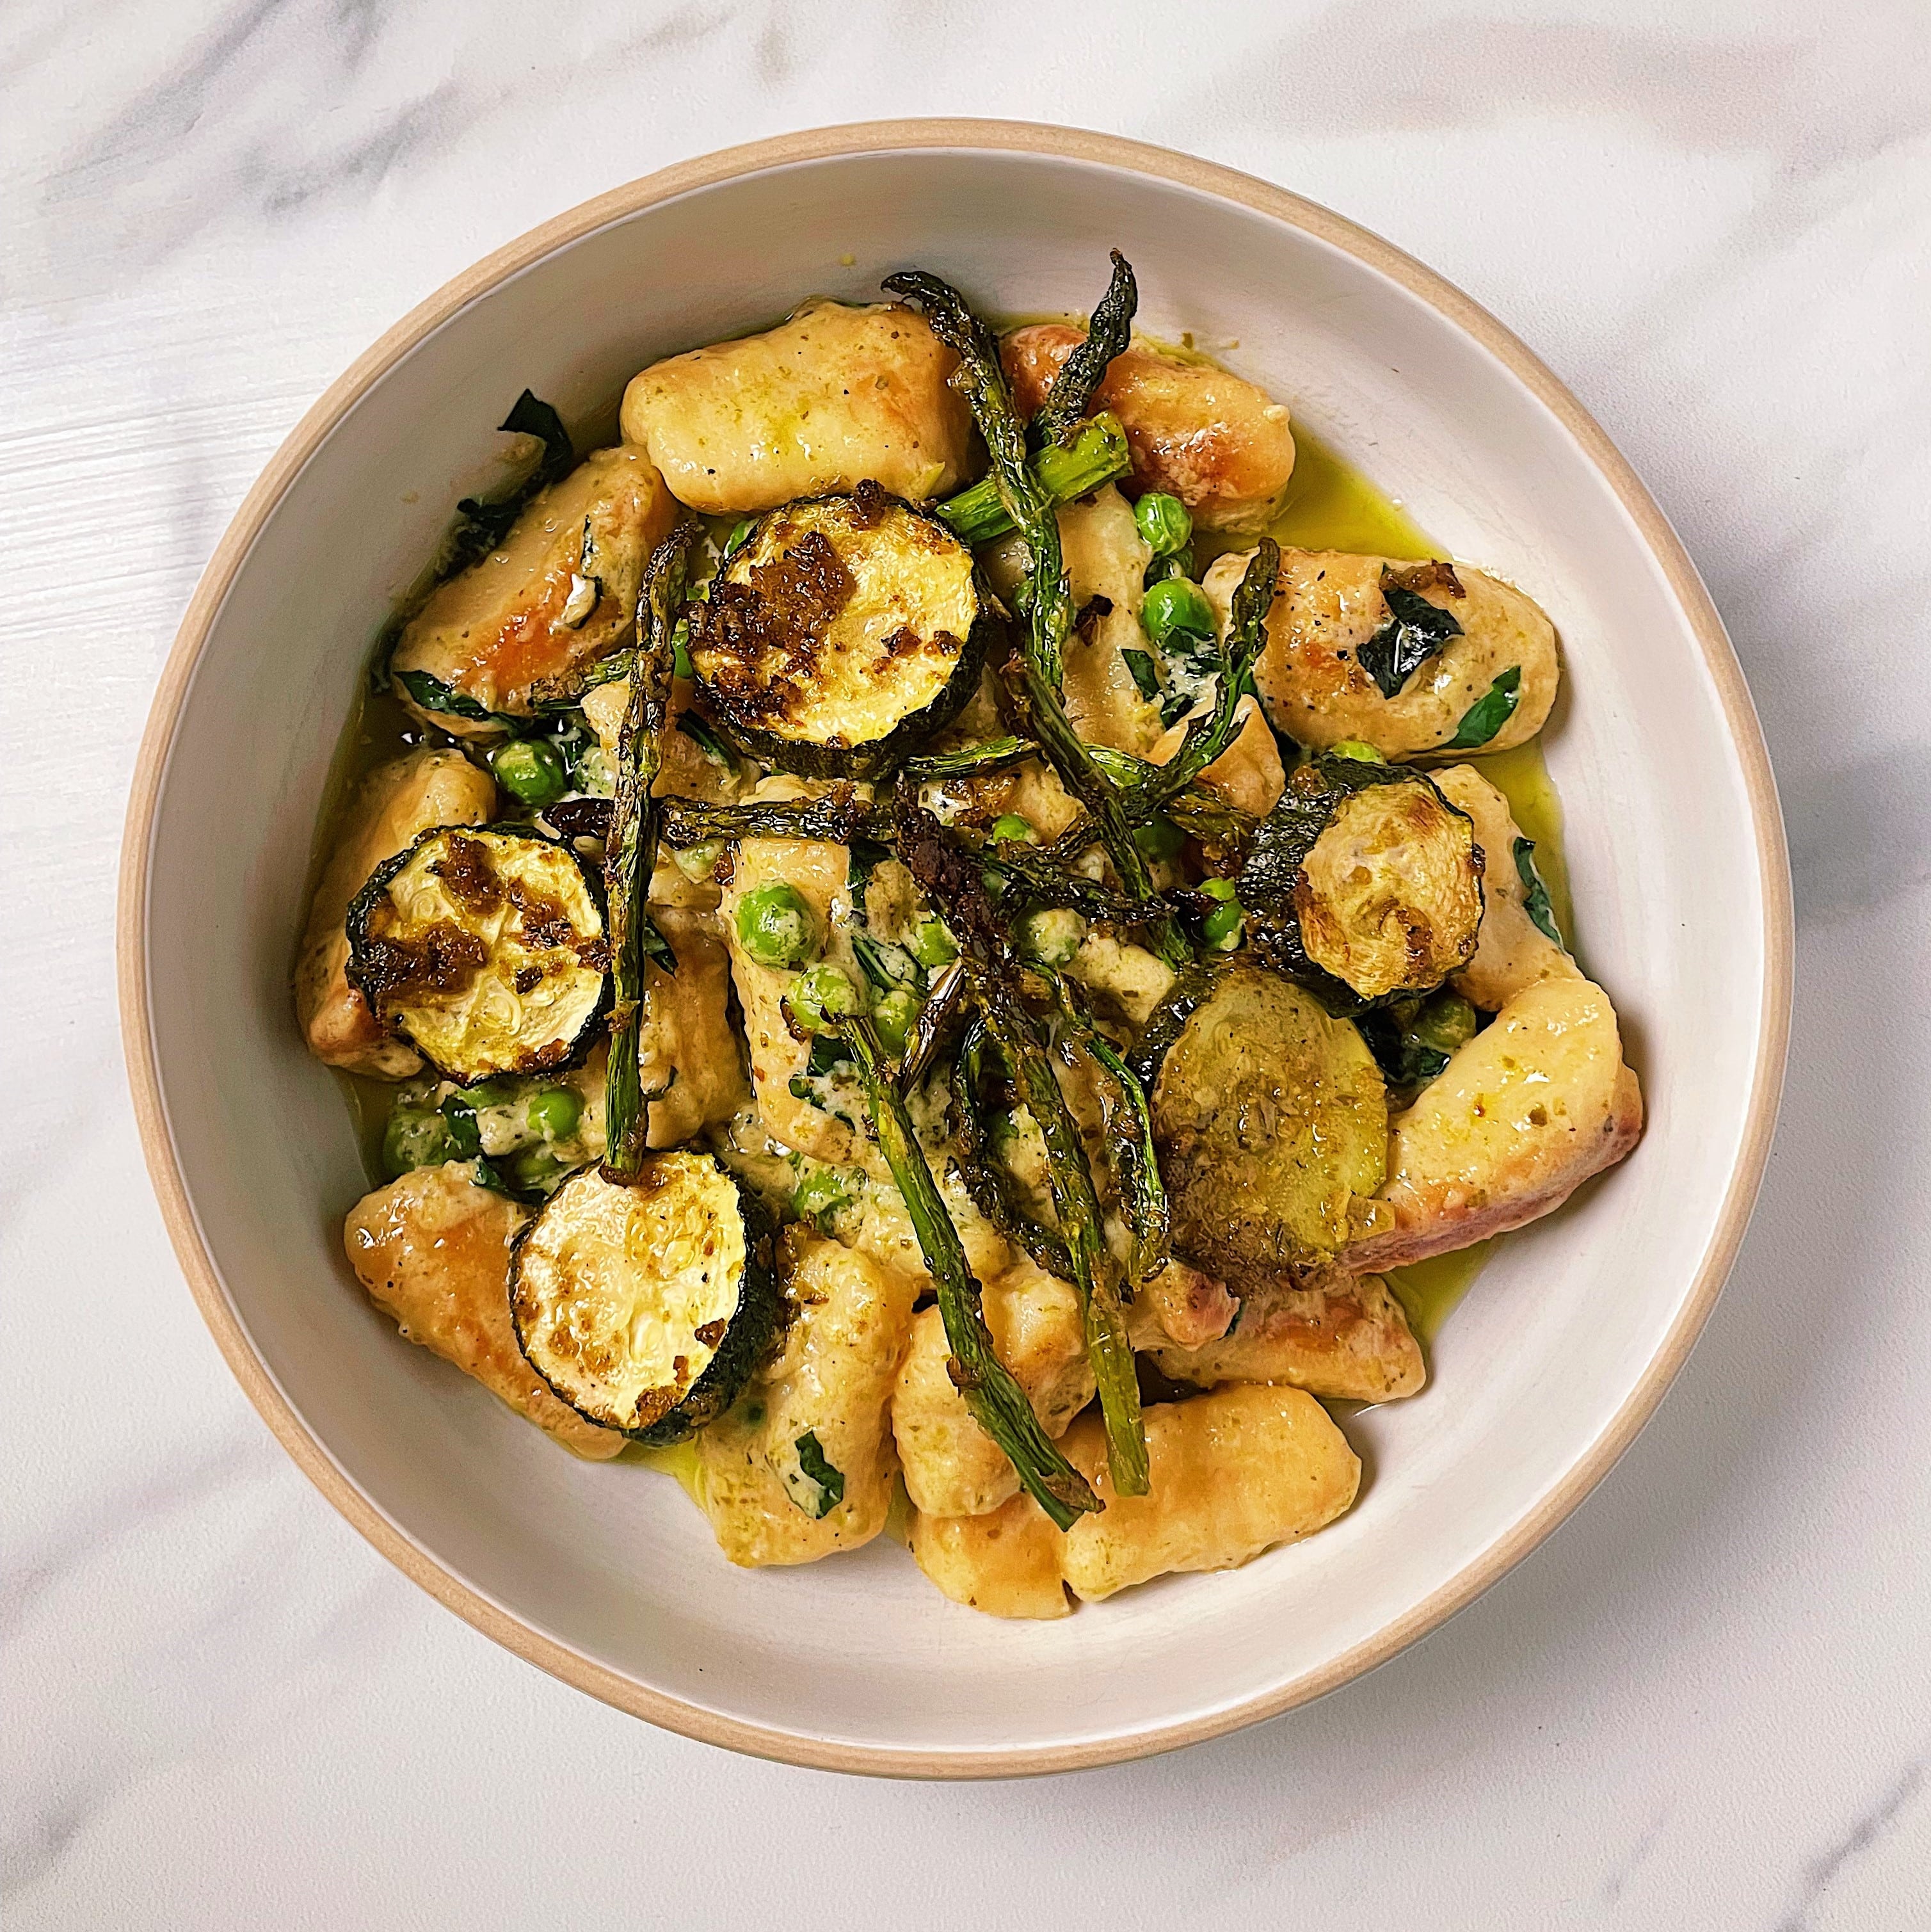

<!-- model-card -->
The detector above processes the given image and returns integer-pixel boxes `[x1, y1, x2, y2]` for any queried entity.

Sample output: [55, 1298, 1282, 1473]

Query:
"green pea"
[525, 1086, 583, 1143]
[1202, 900, 1244, 949]
[461, 1079, 515, 1109]
[871, 986, 922, 1056]
[787, 963, 860, 1033]
[1411, 991, 1478, 1057]
[1140, 576, 1215, 651]
[486, 737, 568, 809]
[1329, 738, 1386, 764]
[1017, 908, 1087, 967]
[381, 1106, 456, 1179]
[1132, 815, 1186, 862]
[734, 882, 821, 969]
[1133, 492, 1192, 556]
[908, 917, 959, 968]
[503, 1145, 570, 1193]
[990, 814, 1038, 846]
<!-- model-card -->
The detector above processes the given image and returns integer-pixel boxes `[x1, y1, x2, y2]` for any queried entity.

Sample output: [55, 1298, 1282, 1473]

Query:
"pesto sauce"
[1388, 1240, 1494, 1347]
[632, 1437, 705, 1500]
[1267, 423, 1437, 560]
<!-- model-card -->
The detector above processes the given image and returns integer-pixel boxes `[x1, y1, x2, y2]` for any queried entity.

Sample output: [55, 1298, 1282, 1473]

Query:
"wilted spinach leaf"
[806, 1033, 850, 1079]
[497, 389, 575, 489]
[851, 931, 923, 994]
[846, 837, 891, 904]
[1358, 1007, 1453, 1090]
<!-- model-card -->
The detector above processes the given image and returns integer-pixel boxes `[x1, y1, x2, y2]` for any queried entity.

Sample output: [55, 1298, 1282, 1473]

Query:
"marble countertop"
[6, 1, 1927, 1924]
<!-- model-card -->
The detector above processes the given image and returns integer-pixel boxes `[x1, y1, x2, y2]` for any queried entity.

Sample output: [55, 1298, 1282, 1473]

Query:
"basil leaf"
[1514, 835, 1563, 946]
[637, 909, 678, 977]
[1443, 666, 1522, 751]
[1119, 647, 1162, 704]
[396, 668, 516, 729]
[1359, 570, 1464, 700]
[793, 1430, 845, 1519]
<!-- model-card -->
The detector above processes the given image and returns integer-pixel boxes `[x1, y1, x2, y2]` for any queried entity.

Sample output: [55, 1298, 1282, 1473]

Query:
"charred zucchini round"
[1132, 961, 1391, 1275]
[346, 825, 609, 1085]
[509, 1154, 780, 1444]
[1240, 754, 1483, 1008]
[685, 484, 990, 777]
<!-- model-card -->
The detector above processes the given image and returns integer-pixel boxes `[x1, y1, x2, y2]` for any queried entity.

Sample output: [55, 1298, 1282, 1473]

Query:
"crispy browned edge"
[117, 118, 1793, 1781]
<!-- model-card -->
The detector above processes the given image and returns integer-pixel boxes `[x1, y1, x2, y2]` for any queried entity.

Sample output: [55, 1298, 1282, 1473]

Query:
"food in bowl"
[303, 251, 1642, 1618]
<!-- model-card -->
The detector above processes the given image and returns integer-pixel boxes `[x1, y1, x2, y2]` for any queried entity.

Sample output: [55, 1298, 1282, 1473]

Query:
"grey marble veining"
[4, 2, 1927, 1926]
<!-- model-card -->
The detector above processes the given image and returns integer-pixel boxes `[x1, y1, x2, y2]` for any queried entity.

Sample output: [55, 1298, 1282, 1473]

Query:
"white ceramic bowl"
[120, 121, 1790, 1776]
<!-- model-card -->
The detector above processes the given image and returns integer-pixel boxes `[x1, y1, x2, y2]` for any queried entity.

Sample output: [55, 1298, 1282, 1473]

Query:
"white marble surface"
[5, 0, 1928, 1923]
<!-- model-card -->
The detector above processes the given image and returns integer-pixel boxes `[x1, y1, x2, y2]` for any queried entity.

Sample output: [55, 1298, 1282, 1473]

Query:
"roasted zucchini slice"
[685, 485, 990, 776]
[508, 1155, 780, 1444]
[1133, 961, 1391, 1274]
[346, 826, 609, 1084]
[1240, 753, 1484, 1008]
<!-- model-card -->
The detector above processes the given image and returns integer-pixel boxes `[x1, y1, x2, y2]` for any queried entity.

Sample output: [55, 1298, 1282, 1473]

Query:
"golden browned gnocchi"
[1345, 975, 1644, 1272]
[343, 1164, 625, 1459]
[893, 1260, 1094, 1518]
[911, 1385, 1360, 1616]
[695, 1230, 917, 1565]
[1203, 549, 1559, 757]
[1142, 1268, 1425, 1403]
[1430, 764, 1575, 1010]
[1057, 1387, 1360, 1600]
[303, 248, 1642, 1624]
[636, 907, 746, 1148]
[392, 446, 677, 734]
[911, 1490, 1071, 1620]
[716, 813, 870, 1167]
[1002, 325, 1296, 533]
[1148, 693, 1285, 818]
[620, 300, 974, 515]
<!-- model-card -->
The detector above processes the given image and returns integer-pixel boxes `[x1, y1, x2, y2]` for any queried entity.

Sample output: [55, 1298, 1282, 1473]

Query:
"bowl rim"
[116, 116, 1793, 1778]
